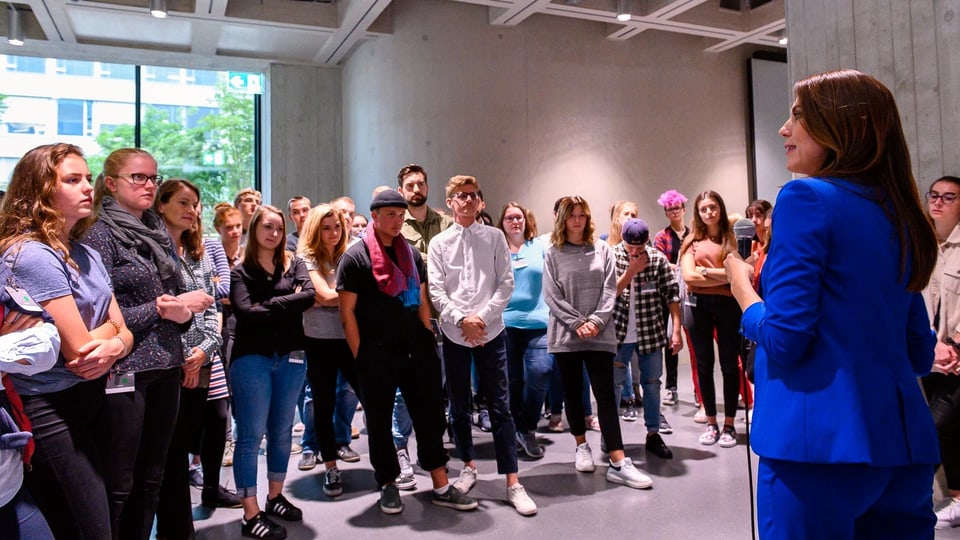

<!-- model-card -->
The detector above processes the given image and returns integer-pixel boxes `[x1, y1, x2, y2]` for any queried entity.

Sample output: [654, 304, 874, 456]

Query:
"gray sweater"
[543, 240, 618, 354]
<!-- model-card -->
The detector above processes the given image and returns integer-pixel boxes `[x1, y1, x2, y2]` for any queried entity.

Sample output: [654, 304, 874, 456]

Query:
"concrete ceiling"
[0, 0, 784, 70]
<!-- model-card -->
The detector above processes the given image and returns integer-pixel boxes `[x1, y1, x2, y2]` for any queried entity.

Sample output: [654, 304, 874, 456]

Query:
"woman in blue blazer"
[725, 69, 940, 539]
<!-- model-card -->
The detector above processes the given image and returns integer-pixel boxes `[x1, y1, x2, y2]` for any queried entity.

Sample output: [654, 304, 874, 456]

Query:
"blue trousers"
[757, 457, 935, 539]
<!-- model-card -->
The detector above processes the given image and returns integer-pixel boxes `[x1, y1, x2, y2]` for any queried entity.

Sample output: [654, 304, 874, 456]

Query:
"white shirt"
[428, 221, 514, 347]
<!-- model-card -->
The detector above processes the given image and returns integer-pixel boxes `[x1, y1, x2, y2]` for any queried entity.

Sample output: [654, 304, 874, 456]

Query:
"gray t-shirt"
[5, 240, 113, 395]
[302, 256, 345, 340]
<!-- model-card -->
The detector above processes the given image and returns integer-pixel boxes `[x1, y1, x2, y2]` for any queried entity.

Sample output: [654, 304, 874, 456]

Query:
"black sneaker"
[337, 445, 361, 463]
[380, 484, 404, 515]
[645, 432, 674, 459]
[515, 431, 544, 459]
[432, 485, 478, 511]
[265, 493, 302, 522]
[241, 512, 287, 539]
[323, 467, 343, 497]
[201, 485, 243, 508]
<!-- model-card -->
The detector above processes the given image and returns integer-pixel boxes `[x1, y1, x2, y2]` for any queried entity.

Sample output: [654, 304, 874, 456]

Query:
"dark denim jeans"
[443, 332, 518, 474]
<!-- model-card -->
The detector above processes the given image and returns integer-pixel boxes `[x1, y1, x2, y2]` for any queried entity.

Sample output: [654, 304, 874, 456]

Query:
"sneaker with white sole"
[379, 484, 403, 515]
[241, 512, 286, 539]
[718, 426, 737, 448]
[395, 448, 417, 490]
[693, 406, 707, 424]
[432, 485, 478, 511]
[323, 467, 343, 497]
[605, 457, 653, 489]
[516, 431, 544, 459]
[297, 451, 317, 471]
[659, 413, 673, 434]
[936, 497, 960, 529]
[699, 424, 720, 446]
[575, 442, 595, 472]
[453, 465, 478, 493]
[507, 483, 537, 516]
[663, 389, 678, 406]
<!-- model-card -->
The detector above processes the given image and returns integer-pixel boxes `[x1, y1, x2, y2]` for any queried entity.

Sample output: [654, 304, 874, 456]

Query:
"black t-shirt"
[337, 238, 429, 347]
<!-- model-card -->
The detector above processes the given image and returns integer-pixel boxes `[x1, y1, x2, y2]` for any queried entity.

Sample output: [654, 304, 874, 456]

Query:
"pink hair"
[657, 189, 688, 208]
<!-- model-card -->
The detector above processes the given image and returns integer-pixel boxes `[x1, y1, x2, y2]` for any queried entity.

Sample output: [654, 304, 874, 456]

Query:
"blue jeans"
[333, 373, 359, 447]
[297, 381, 317, 453]
[443, 332, 518, 474]
[392, 389, 412, 449]
[504, 327, 553, 433]
[229, 353, 306, 497]
[614, 345, 663, 431]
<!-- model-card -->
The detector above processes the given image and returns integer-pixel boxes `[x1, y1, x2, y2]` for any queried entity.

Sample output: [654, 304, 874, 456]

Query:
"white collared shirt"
[427, 221, 514, 347]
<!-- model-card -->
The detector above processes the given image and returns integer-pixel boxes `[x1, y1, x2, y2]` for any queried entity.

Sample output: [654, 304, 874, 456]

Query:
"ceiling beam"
[313, 0, 392, 65]
[488, 0, 551, 26]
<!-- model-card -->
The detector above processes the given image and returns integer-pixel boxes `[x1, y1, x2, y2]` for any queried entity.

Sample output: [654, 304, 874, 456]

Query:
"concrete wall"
[339, 0, 773, 232]
[267, 63, 343, 214]
[785, 0, 960, 187]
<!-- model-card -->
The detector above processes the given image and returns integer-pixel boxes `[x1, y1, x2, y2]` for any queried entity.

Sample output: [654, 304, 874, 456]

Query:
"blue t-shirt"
[503, 238, 549, 330]
[5, 240, 113, 395]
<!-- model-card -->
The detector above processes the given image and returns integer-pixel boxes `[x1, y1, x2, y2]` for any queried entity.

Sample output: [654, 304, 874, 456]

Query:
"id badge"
[289, 350, 305, 364]
[684, 294, 697, 307]
[5, 285, 44, 315]
[105, 371, 136, 394]
[640, 281, 657, 293]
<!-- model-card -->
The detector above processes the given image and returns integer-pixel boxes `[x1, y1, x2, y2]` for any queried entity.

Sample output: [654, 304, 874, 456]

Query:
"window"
[99, 63, 135, 80]
[10, 56, 45, 73]
[0, 56, 261, 224]
[57, 99, 85, 135]
[57, 60, 94, 76]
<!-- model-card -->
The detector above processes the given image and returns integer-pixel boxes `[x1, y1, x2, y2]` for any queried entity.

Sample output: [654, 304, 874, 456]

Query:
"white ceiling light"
[616, 0, 631, 22]
[150, 0, 167, 19]
[8, 4, 24, 46]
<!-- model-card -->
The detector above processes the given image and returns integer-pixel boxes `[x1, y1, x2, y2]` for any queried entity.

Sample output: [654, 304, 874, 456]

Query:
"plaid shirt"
[612, 243, 680, 354]
[653, 225, 688, 264]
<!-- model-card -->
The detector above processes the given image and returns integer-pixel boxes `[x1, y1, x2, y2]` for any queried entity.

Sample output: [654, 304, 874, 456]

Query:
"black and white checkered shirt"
[612, 243, 680, 354]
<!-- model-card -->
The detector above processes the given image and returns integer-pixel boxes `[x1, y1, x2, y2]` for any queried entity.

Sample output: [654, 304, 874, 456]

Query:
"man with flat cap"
[337, 190, 478, 515]
[611, 218, 683, 460]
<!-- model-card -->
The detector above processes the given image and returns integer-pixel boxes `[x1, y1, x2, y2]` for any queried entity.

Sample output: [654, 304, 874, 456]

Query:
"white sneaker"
[395, 448, 416, 491]
[507, 483, 537, 516]
[453, 465, 478, 493]
[575, 442, 595, 472]
[605, 457, 653, 489]
[936, 497, 960, 529]
[694, 406, 707, 424]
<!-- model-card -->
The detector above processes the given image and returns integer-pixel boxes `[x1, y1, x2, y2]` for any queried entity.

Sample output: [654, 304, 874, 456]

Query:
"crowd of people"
[0, 68, 957, 540]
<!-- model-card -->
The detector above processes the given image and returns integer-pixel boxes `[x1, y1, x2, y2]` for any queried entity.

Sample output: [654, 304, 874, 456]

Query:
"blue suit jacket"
[741, 177, 940, 466]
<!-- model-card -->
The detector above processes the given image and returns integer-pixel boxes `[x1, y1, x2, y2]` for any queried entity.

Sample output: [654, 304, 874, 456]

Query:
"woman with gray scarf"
[79, 148, 211, 540]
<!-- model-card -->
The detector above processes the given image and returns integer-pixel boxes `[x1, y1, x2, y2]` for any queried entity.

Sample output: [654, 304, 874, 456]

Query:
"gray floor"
[189, 359, 960, 539]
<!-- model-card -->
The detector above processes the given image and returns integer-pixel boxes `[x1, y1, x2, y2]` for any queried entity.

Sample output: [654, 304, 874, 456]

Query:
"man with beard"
[398, 164, 453, 258]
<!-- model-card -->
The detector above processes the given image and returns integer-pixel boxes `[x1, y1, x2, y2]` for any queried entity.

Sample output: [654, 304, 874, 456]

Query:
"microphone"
[733, 218, 756, 260]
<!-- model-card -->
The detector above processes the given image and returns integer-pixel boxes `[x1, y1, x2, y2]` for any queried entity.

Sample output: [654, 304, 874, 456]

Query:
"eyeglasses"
[503, 215, 524, 222]
[452, 191, 479, 202]
[664, 206, 683, 213]
[116, 173, 163, 185]
[927, 191, 959, 204]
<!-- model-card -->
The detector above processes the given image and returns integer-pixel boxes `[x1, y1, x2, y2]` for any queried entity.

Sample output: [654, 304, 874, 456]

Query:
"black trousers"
[687, 293, 742, 419]
[354, 328, 449, 488]
[305, 338, 361, 464]
[924, 372, 960, 490]
[554, 350, 622, 451]
[155, 384, 207, 539]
